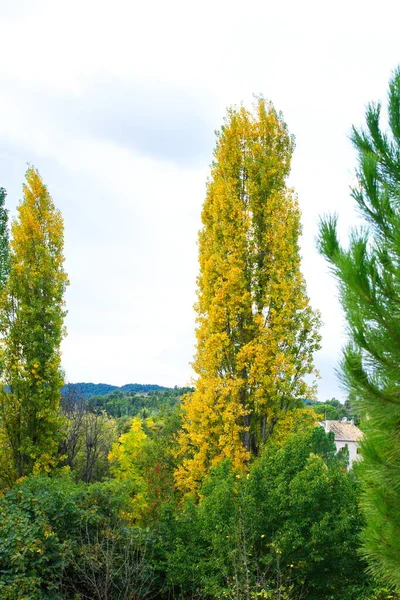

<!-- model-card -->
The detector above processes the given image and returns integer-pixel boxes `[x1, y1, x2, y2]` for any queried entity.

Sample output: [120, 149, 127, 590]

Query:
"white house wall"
[335, 440, 360, 468]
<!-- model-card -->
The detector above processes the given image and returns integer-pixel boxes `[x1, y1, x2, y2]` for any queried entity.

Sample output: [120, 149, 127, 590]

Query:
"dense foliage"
[85, 387, 191, 418]
[62, 382, 169, 400]
[177, 99, 321, 494]
[0, 187, 9, 291]
[0, 168, 68, 481]
[0, 474, 155, 600]
[1, 416, 392, 600]
[162, 423, 370, 600]
[318, 68, 400, 588]
[304, 397, 359, 424]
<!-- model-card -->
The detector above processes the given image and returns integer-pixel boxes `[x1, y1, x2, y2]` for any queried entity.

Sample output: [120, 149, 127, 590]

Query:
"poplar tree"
[0, 168, 68, 478]
[176, 100, 321, 494]
[318, 69, 400, 589]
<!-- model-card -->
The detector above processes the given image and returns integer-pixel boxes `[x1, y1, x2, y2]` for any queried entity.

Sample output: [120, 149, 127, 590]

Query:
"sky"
[0, 0, 399, 400]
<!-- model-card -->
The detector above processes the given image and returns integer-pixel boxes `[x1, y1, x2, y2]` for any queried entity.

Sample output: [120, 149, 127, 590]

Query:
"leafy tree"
[109, 408, 181, 522]
[176, 99, 321, 494]
[311, 398, 359, 423]
[0, 474, 155, 600]
[108, 416, 149, 512]
[133, 405, 181, 523]
[318, 68, 400, 589]
[247, 427, 364, 599]
[0, 187, 10, 290]
[0, 189, 10, 487]
[0, 167, 68, 479]
[165, 421, 370, 600]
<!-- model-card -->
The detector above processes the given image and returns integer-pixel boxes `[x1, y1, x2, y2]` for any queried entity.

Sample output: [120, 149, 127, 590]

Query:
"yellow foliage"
[268, 407, 319, 447]
[0, 167, 68, 480]
[108, 417, 151, 520]
[109, 418, 147, 477]
[175, 99, 321, 495]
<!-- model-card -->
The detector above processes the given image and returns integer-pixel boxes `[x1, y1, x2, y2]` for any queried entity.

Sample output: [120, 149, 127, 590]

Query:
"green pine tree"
[318, 68, 400, 590]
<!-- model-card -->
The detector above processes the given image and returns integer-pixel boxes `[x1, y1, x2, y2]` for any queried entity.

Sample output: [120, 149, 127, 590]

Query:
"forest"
[0, 70, 400, 600]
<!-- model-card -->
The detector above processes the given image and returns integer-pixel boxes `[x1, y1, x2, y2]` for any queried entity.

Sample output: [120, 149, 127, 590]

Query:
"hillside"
[61, 382, 169, 399]
[61, 382, 193, 419]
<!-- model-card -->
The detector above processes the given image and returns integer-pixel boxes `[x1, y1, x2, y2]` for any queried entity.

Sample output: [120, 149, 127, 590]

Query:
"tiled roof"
[318, 420, 364, 442]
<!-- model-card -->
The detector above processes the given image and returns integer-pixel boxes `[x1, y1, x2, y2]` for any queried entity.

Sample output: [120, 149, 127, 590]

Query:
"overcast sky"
[0, 0, 399, 399]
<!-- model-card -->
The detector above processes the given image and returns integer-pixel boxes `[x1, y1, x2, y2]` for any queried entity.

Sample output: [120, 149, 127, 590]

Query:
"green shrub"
[0, 474, 155, 599]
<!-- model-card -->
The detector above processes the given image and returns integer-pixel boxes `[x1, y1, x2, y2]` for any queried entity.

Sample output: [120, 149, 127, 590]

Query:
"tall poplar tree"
[318, 69, 400, 590]
[176, 99, 321, 494]
[0, 168, 68, 478]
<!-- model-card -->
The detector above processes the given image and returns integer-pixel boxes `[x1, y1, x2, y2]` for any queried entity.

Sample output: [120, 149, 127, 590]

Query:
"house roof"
[318, 420, 364, 442]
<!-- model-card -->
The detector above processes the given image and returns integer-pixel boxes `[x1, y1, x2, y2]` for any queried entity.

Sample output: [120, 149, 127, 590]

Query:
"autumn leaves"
[0, 168, 67, 481]
[176, 100, 321, 493]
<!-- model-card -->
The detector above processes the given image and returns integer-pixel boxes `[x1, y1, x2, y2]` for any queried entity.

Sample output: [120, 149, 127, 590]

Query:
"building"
[318, 418, 363, 468]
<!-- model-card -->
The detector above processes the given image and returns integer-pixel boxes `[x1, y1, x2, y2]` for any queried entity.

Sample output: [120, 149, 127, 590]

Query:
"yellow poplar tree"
[0, 167, 68, 479]
[176, 99, 321, 494]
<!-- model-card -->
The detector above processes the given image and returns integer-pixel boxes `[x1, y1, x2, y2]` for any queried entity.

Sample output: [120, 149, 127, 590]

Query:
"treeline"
[1, 71, 400, 599]
[71, 385, 192, 418]
[62, 382, 169, 399]
[304, 397, 359, 423]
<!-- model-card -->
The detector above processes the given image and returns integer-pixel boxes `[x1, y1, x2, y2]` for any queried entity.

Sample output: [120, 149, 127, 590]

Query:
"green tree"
[176, 99, 321, 494]
[0, 187, 10, 290]
[165, 420, 369, 600]
[0, 187, 12, 487]
[108, 407, 180, 523]
[318, 68, 400, 589]
[0, 168, 68, 479]
[247, 427, 365, 599]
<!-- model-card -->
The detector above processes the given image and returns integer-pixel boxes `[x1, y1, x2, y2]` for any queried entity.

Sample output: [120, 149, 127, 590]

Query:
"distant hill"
[62, 382, 169, 399]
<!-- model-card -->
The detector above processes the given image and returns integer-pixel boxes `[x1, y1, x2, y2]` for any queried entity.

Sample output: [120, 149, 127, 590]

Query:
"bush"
[0, 474, 155, 599]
